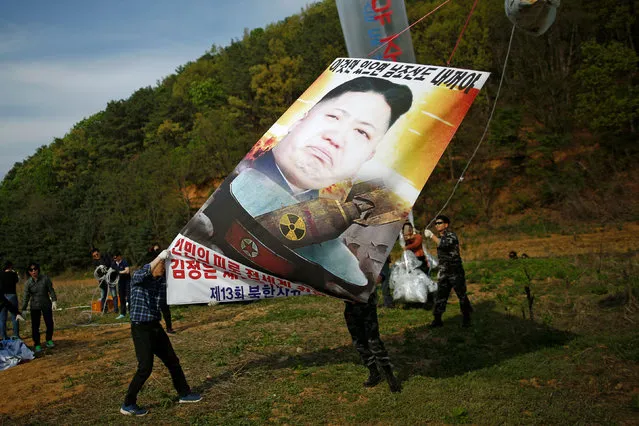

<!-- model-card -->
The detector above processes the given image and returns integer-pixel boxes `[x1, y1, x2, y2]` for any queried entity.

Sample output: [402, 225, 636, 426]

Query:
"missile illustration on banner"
[255, 180, 404, 249]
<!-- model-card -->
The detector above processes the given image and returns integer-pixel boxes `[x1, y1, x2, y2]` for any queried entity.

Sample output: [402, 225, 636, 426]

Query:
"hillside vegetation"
[0, 0, 637, 272]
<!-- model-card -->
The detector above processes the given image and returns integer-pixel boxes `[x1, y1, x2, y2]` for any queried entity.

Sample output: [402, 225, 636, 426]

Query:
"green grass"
[3, 252, 638, 425]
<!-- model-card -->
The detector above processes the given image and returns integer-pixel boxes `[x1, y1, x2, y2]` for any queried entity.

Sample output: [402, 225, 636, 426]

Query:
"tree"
[249, 39, 304, 127]
[574, 40, 638, 134]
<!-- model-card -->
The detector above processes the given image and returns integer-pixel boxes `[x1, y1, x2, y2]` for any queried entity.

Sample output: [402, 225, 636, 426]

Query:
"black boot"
[424, 293, 435, 311]
[462, 312, 471, 328]
[363, 364, 382, 387]
[381, 365, 401, 393]
[428, 314, 443, 328]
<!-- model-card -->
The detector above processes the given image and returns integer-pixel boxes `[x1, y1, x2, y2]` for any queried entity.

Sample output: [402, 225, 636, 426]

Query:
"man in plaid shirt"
[120, 249, 201, 416]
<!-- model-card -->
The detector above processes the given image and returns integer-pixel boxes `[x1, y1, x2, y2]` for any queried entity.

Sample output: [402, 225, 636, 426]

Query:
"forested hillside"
[1, 0, 637, 273]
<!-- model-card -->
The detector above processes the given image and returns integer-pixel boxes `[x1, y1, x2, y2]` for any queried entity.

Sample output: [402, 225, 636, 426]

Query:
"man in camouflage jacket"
[424, 215, 472, 327]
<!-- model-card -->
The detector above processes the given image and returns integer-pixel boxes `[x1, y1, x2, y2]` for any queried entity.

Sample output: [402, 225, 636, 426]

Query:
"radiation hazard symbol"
[279, 213, 306, 241]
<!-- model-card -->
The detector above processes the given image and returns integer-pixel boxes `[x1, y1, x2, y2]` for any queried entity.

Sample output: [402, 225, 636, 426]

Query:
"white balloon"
[505, 0, 560, 36]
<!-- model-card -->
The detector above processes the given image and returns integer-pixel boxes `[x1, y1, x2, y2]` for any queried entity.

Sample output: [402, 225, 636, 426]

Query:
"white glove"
[158, 249, 170, 260]
[423, 229, 434, 239]
[16, 314, 25, 322]
[52, 301, 58, 310]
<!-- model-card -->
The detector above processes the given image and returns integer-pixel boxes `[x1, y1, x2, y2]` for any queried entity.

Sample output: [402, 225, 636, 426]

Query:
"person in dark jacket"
[112, 251, 131, 319]
[423, 215, 473, 327]
[92, 248, 119, 313]
[0, 294, 24, 324]
[21, 263, 57, 352]
[0, 261, 22, 339]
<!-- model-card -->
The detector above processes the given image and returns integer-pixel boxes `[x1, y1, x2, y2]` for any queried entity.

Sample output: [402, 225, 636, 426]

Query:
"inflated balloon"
[505, 0, 560, 36]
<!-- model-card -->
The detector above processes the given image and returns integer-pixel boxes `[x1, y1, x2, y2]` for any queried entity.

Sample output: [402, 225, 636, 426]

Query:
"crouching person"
[121, 249, 201, 416]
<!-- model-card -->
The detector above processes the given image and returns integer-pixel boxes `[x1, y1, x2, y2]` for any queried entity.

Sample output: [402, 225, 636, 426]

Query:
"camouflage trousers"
[434, 269, 473, 316]
[344, 292, 391, 367]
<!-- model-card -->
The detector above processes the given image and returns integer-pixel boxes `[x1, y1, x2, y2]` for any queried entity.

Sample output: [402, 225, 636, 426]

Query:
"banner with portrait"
[167, 58, 489, 305]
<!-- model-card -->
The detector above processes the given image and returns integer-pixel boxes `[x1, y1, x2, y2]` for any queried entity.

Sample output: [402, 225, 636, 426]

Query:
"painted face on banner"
[272, 91, 392, 191]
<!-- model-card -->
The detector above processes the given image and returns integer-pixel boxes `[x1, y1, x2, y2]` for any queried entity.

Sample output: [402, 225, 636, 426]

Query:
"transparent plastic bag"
[424, 250, 438, 270]
[389, 251, 437, 303]
[398, 231, 406, 249]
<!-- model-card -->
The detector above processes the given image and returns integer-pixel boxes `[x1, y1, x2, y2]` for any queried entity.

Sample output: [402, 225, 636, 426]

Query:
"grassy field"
[1, 248, 638, 424]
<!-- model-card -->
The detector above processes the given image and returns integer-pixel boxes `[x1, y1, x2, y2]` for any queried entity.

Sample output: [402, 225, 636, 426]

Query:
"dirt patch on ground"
[1, 324, 132, 417]
[0, 304, 274, 418]
[463, 222, 639, 260]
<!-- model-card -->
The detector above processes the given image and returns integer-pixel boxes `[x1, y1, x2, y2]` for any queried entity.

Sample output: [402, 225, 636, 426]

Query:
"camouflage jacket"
[436, 229, 464, 273]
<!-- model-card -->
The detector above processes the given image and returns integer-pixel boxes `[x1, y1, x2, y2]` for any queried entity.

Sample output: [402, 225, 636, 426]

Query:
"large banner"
[336, 0, 416, 62]
[168, 58, 489, 305]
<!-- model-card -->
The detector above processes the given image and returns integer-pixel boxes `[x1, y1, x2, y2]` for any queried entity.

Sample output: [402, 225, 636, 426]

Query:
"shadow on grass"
[390, 300, 576, 380]
[192, 346, 359, 395]
[194, 300, 575, 393]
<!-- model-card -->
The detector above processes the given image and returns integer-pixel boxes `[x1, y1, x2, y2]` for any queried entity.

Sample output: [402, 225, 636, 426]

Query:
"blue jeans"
[0, 294, 19, 339]
[100, 285, 119, 313]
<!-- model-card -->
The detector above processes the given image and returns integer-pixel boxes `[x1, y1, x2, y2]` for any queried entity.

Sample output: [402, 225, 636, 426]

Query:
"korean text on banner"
[336, 0, 416, 62]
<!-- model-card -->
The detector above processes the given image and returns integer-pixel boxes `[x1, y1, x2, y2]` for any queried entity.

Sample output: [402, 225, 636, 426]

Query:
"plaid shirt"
[129, 264, 166, 323]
